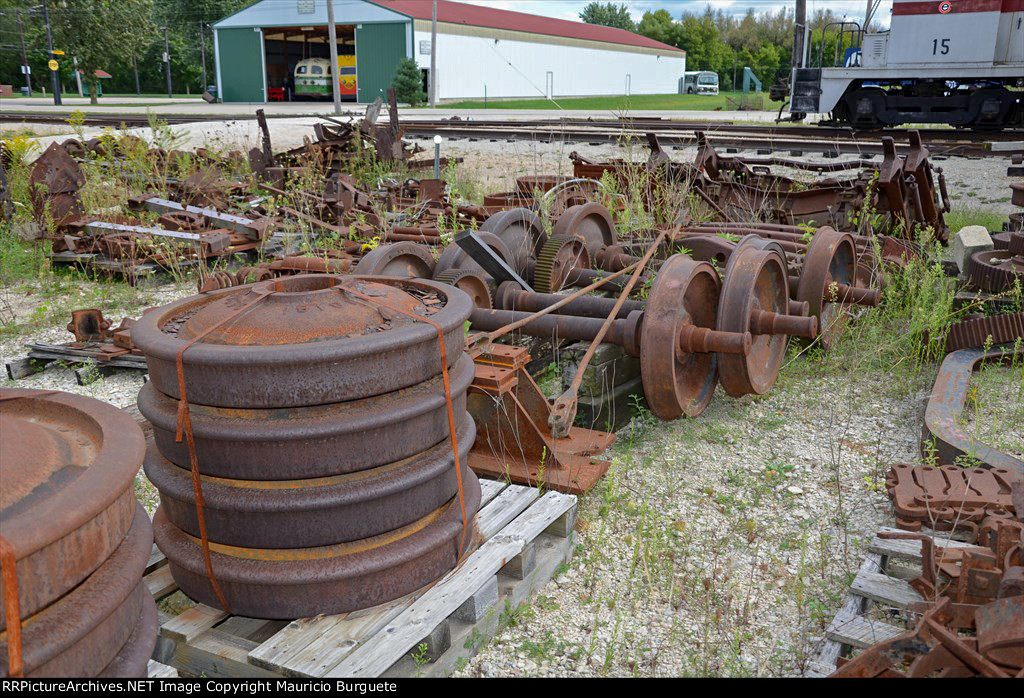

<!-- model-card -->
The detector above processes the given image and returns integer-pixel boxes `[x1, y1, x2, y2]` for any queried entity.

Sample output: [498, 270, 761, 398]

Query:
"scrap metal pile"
[132, 273, 479, 618]
[0, 390, 156, 678]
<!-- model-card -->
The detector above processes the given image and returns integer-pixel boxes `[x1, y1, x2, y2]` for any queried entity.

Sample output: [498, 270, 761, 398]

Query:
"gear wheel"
[967, 249, 1024, 293]
[433, 269, 494, 309]
[533, 235, 590, 293]
[944, 312, 1024, 352]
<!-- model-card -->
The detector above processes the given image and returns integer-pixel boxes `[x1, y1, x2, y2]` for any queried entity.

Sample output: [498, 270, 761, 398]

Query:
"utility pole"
[326, 0, 342, 114]
[164, 27, 173, 98]
[73, 56, 83, 97]
[199, 22, 208, 92]
[18, 11, 32, 95]
[43, 0, 61, 105]
[132, 54, 141, 95]
[793, 0, 806, 70]
[429, 0, 437, 107]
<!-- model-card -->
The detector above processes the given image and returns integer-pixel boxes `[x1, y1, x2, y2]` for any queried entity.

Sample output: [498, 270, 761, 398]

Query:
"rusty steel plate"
[353, 242, 436, 278]
[154, 469, 481, 618]
[138, 352, 474, 479]
[796, 227, 857, 351]
[146, 417, 475, 548]
[479, 208, 547, 275]
[433, 231, 514, 280]
[0, 389, 144, 633]
[716, 238, 790, 397]
[97, 593, 158, 679]
[885, 464, 1019, 530]
[923, 344, 1024, 475]
[0, 503, 152, 677]
[640, 255, 720, 419]
[552, 203, 617, 257]
[131, 275, 473, 408]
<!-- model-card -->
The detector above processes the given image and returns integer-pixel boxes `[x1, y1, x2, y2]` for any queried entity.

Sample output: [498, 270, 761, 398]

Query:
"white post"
[429, 0, 438, 107]
[327, 0, 342, 114]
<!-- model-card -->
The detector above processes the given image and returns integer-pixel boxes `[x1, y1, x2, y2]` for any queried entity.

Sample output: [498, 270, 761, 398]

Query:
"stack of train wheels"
[0, 389, 155, 677]
[132, 274, 481, 619]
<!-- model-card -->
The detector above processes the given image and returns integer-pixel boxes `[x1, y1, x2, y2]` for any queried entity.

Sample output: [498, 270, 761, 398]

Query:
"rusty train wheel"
[479, 208, 546, 274]
[0, 503, 152, 677]
[717, 238, 791, 397]
[353, 242, 435, 278]
[796, 228, 857, 351]
[132, 275, 473, 408]
[552, 203, 617, 257]
[153, 469, 481, 618]
[640, 255, 720, 419]
[146, 418, 476, 548]
[0, 389, 144, 633]
[533, 235, 590, 293]
[96, 593, 158, 678]
[433, 231, 513, 280]
[138, 352, 474, 479]
[434, 270, 494, 309]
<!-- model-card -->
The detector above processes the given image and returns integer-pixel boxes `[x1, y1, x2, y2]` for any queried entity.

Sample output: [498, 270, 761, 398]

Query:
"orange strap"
[173, 288, 275, 613]
[340, 281, 469, 559]
[0, 536, 23, 678]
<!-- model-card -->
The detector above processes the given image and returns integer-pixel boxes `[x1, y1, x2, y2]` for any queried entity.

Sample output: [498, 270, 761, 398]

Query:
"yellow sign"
[51, 50, 65, 55]
[48, 59, 59, 71]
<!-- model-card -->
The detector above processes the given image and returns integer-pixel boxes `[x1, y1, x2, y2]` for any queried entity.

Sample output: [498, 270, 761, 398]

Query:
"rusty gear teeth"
[534, 235, 591, 294]
[945, 312, 1024, 353]
[967, 249, 1024, 293]
[433, 269, 494, 309]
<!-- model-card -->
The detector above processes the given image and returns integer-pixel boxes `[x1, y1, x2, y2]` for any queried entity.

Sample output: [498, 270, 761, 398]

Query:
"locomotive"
[788, 0, 1023, 129]
[293, 55, 357, 100]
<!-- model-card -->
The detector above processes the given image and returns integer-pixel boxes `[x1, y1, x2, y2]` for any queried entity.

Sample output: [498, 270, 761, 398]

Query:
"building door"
[355, 22, 408, 103]
[218, 27, 265, 102]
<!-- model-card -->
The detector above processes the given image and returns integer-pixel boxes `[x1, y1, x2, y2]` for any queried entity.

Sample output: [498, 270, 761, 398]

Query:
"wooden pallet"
[805, 526, 977, 677]
[147, 480, 577, 678]
[6, 343, 147, 384]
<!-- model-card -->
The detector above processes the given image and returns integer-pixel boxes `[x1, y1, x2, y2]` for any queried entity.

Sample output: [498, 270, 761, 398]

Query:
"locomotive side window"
[931, 39, 950, 55]
[297, 66, 307, 75]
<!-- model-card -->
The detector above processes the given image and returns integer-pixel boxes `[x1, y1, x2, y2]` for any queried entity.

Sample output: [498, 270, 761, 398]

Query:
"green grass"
[441, 91, 770, 111]
[944, 208, 1010, 233]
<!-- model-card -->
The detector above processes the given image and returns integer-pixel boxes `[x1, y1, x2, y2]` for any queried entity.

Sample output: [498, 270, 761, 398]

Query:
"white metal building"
[213, 0, 685, 103]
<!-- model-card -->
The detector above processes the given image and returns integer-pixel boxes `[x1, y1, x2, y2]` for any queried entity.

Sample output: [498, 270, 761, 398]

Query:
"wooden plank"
[478, 478, 507, 508]
[147, 659, 178, 678]
[869, 528, 975, 563]
[145, 565, 177, 601]
[851, 571, 924, 610]
[325, 536, 524, 678]
[476, 485, 539, 540]
[146, 545, 166, 575]
[166, 632, 279, 679]
[216, 617, 286, 644]
[805, 552, 883, 677]
[826, 614, 905, 649]
[252, 597, 412, 677]
[162, 604, 229, 643]
[499, 491, 576, 544]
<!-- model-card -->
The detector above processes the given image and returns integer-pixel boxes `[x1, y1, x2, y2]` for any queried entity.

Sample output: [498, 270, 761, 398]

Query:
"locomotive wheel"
[796, 228, 856, 351]
[354, 241, 435, 278]
[433, 231, 513, 279]
[640, 255, 721, 419]
[434, 269, 494, 309]
[552, 203, 617, 257]
[479, 208, 546, 275]
[533, 235, 591, 293]
[717, 238, 791, 397]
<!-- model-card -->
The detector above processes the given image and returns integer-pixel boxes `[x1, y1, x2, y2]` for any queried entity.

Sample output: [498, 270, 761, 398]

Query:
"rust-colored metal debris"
[885, 464, 1019, 535]
[28, 141, 85, 229]
[0, 389, 154, 677]
[944, 312, 1024, 353]
[968, 248, 1024, 293]
[923, 344, 1024, 474]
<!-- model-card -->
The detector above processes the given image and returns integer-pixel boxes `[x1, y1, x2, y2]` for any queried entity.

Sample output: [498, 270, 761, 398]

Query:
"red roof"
[370, 0, 683, 53]
[77, 69, 112, 78]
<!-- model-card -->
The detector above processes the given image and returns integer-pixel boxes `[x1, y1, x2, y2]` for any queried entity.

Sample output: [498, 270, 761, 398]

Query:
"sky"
[458, 1, 893, 27]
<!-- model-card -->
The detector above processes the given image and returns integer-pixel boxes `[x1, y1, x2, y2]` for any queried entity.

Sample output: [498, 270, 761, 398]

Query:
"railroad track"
[3, 110, 1020, 158]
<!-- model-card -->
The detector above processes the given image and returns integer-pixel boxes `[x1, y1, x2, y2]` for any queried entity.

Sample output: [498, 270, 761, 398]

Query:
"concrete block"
[952, 225, 994, 272]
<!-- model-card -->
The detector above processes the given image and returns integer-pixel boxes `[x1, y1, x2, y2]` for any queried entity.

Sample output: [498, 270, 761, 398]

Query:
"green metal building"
[213, 0, 413, 103]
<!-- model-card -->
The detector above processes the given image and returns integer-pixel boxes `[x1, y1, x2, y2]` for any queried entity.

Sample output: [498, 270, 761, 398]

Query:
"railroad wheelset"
[353, 241, 436, 278]
[478, 207, 547, 274]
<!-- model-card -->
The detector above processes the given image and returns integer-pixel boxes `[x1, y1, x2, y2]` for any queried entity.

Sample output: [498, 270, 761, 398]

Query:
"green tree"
[50, 0, 156, 103]
[579, 2, 635, 31]
[636, 10, 679, 47]
[392, 57, 425, 107]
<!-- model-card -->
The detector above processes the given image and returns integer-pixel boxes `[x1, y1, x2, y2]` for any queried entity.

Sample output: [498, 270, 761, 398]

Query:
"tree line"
[581, 2, 877, 91]
[0, 0, 251, 100]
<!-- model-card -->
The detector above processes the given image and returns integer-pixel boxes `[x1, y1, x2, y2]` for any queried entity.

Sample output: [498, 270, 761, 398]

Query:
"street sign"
[48, 60, 59, 71]
[21, 64, 31, 74]
[51, 50, 65, 56]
